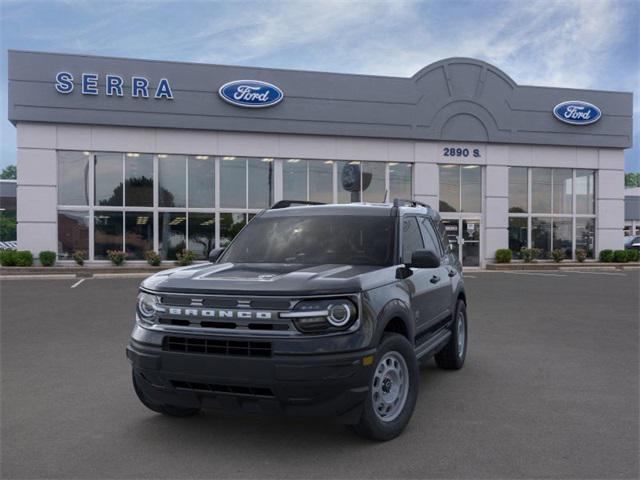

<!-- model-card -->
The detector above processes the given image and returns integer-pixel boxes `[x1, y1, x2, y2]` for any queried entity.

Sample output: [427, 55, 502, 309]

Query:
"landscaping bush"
[107, 250, 127, 266]
[613, 250, 628, 263]
[176, 249, 197, 266]
[0, 249, 17, 266]
[73, 250, 87, 266]
[626, 249, 639, 262]
[495, 249, 512, 263]
[520, 248, 534, 263]
[144, 250, 161, 266]
[599, 249, 614, 262]
[575, 249, 587, 263]
[15, 250, 34, 267]
[39, 250, 57, 267]
[551, 249, 565, 263]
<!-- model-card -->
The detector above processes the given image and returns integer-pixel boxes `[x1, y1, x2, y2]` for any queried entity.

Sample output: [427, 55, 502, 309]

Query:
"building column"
[413, 162, 438, 208]
[596, 149, 625, 253]
[484, 165, 509, 263]
[16, 123, 58, 256]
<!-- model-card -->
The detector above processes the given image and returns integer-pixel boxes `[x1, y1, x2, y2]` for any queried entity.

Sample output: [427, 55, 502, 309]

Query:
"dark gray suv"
[127, 199, 467, 440]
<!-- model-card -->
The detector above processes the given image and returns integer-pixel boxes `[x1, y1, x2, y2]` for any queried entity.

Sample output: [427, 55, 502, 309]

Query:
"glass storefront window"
[531, 168, 552, 213]
[220, 213, 247, 247]
[58, 151, 90, 205]
[125, 212, 153, 260]
[508, 167, 528, 213]
[439, 165, 459, 212]
[283, 159, 307, 201]
[94, 211, 123, 259]
[337, 161, 362, 203]
[57, 210, 89, 259]
[389, 163, 412, 200]
[188, 213, 216, 259]
[576, 170, 595, 214]
[362, 161, 386, 203]
[248, 158, 273, 208]
[531, 217, 551, 259]
[159, 212, 186, 260]
[220, 157, 247, 208]
[95, 153, 123, 206]
[552, 217, 572, 258]
[552, 169, 572, 214]
[461, 165, 481, 212]
[188, 156, 215, 208]
[576, 218, 595, 258]
[158, 155, 186, 207]
[508, 217, 527, 258]
[124, 153, 153, 207]
[309, 161, 333, 203]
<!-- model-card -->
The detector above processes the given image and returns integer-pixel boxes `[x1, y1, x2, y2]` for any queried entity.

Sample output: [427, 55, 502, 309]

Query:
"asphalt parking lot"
[1, 270, 638, 479]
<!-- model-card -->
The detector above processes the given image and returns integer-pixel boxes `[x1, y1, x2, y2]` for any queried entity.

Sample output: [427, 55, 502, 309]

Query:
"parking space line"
[464, 275, 477, 278]
[70, 278, 86, 288]
[567, 270, 626, 276]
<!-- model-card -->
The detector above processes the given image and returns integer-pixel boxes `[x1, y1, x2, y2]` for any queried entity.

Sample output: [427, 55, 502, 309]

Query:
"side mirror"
[208, 248, 225, 263]
[408, 249, 440, 269]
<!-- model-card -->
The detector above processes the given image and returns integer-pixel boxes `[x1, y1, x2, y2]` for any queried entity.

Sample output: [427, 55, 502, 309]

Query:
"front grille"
[171, 380, 274, 397]
[163, 336, 272, 357]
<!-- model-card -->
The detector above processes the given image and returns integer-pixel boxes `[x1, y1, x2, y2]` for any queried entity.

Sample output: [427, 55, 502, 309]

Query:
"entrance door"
[441, 218, 481, 267]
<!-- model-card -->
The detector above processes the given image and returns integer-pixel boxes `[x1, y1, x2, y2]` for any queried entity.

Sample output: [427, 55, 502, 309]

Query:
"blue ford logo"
[553, 101, 601, 125]
[218, 80, 283, 108]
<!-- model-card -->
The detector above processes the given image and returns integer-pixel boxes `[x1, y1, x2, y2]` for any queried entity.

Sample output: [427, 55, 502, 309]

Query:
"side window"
[419, 217, 442, 256]
[402, 217, 424, 263]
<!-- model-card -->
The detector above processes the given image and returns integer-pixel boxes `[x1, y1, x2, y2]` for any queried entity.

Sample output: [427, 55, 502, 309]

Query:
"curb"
[486, 262, 638, 271]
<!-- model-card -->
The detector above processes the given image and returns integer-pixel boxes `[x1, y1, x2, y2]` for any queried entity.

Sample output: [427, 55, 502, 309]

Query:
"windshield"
[221, 215, 396, 266]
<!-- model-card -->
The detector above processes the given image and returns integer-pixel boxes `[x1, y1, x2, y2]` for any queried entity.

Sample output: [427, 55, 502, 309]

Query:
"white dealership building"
[7, 51, 633, 267]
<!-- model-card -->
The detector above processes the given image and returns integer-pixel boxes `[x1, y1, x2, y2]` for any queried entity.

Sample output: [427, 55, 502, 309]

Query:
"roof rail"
[270, 200, 325, 209]
[392, 198, 431, 209]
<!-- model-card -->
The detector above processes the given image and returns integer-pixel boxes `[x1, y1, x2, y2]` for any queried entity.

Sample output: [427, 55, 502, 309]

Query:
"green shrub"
[551, 249, 565, 263]
[107, 250, 127, 266]
[599, 249, 614, 262]
[176, 249, 197, 266]
[626, 249, 639, 262]
[495, 249, 512, 263]
[613, 250, 628, 263]
[144, 250, 161, 266]
[73, 250, 87, 266]
[520, 248, 533, 263]
[39, 250, 57, 267]
[575, 249, 587, 263]
[15, 250, 34, 267]
[0, 249, 17, 266]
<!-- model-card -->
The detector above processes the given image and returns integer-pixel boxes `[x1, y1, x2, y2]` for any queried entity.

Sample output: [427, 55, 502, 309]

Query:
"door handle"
[430, 275, 440, 284]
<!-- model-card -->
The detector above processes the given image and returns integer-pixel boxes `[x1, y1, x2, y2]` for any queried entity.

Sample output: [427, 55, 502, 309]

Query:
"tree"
[1, 165, 16, 179]
[625, 173, 640, 188]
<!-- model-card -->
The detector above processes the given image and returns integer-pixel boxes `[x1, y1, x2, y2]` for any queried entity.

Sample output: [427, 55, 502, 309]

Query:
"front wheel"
[434, 299, 467, 370]
[352, 333, 419, 441]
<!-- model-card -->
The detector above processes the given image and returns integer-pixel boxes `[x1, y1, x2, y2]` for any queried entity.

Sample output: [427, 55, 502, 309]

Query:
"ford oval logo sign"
[218, 80, 283, 108]
[553, 100, 601, 125]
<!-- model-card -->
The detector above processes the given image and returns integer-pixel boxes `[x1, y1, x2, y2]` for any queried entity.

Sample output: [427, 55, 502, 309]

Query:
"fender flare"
[372, 298, 415, 346]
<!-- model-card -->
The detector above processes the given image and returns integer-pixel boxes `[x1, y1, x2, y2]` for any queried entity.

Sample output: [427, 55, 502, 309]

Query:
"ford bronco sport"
[127, 199, 467, 440]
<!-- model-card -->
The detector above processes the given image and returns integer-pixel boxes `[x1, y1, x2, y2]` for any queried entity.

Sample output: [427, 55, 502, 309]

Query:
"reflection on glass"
[283, 159, 307, 201]
[531, 168, 552, 213]
[441, 219, 459, 258]
[309, 161, 333, 203]
[362, 162, 386, 202]
[220, 213, 246, 247]
[125, 212, 153, 260]
[531, 217, 551, 258]
[159, 212, 186, 260]
[552, 169, 572, 214]
[439, 165, 459, 212]
[552, 217, 572, 258]
[95, 153, 123, 206]
[575, 170, 595, 214]
[389, 163, 412, 200]
[58, 210, 89, 259]
[188, 156, 215, 208]
[94, 211, 123, 259]
[508, 217, 527, 258]
[220, 157, 246, 208]
[188, 213, 215, 259]
[508, 167, 528, 213]
[338, 161, 361, 203]
[576, 218, 595, 258]
[125, 154, 153, 207]
[58, 151, 89, 205]
[248, 158, 273, 208]
[461, 165, 481, 212]
[158, 155, 186, 207]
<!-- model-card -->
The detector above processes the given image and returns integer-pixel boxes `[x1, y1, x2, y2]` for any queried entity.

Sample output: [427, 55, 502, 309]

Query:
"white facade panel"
[598, 148, 625, 170]
[17, 222, 57, 254]
[597, 169, 625, 199]
[413, 163, 438, 197]
[218, 132, 279, 157]
[17, 185, 57, 222]
[596, 199, 625, 230]
[56, 125, 92, 150]
[335, 137, 388, 161]
[484, 228, 508, 261]
[485, 165, 509, 198]
[387, 140, 414, 163]
[91, 126, 156, 152]
[16, 123, 56, 149]
[155, 129, 219, 155]
[278, 135, 337, 160]
[17, 148, 56, 186]
[485, 197, 508, 229]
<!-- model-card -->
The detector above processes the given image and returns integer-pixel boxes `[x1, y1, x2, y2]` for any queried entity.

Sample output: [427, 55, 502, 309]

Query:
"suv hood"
[141, 262, 397, 296]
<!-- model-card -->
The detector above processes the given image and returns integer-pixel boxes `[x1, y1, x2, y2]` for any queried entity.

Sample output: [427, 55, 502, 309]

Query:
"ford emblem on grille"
[218, 80, 284, 108]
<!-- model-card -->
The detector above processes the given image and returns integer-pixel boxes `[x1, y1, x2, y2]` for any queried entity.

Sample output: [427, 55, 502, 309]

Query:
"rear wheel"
[434, 299, 467, 370]
[352, 333, 419, 441]
[132, 371, 200, 417]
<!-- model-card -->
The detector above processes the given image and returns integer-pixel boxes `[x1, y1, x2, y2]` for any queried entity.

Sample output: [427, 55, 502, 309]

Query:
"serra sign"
[55, 72, 174, 99]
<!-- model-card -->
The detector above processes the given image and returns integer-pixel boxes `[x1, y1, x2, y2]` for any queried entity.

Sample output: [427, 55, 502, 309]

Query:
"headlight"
[281, 298, 358, 333]
[137, 292, 160, 325]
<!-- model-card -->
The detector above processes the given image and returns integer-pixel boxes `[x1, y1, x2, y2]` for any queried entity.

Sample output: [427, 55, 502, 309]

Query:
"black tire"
[132, 371, 200, 417]
[434, 299, 467, 370]
[352, 333, 419, 441]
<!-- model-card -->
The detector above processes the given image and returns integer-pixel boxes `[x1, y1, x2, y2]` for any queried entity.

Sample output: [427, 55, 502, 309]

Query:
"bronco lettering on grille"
[158, 306, 273, 320]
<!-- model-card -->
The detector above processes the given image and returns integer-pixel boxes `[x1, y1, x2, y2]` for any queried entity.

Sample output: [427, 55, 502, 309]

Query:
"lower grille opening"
[163, 336, 272, 357]
[171, 380, 274, 397]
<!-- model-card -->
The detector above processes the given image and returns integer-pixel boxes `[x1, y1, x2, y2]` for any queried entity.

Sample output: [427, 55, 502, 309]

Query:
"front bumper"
[127, 334, 376, 424]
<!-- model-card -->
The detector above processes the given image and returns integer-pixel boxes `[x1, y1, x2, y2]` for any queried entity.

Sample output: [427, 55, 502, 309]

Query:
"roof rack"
[392, 198, 431, 209]
[270, 200, 325, 209]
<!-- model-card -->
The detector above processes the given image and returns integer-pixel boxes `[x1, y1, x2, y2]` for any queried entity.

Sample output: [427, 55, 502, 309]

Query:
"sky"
[0, 0, 638, 172]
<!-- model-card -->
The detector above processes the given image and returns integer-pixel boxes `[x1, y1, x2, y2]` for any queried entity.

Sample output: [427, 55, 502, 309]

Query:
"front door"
[441, 218, 481, 267]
